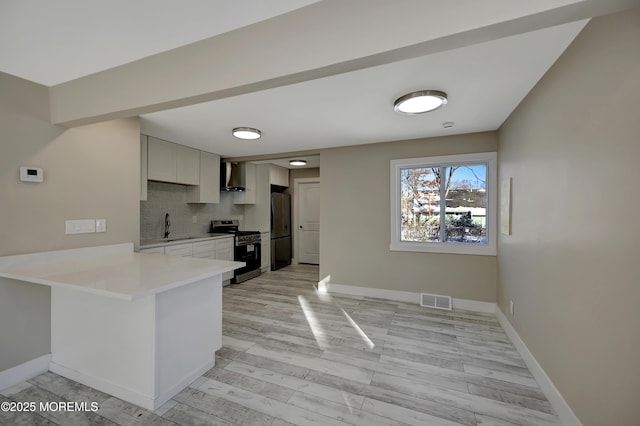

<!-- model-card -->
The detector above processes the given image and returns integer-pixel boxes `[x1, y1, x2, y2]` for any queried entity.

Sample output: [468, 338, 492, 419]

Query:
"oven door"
[232, 240, 261, 283]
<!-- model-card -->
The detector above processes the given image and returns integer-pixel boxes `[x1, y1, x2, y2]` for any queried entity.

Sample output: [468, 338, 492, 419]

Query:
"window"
[390, 152, 497, 255]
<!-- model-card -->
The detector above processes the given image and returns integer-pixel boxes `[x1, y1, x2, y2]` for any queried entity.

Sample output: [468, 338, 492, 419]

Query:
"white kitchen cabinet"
[147, 137, 177, 183]
[140, 246, 165, 255]
[164, 243, 193, 257]
[187, 151, 220, 204]
[140, 135, 148, 201]
[176, 144, 200, 185]
[214, 238, 234, 281]
[234, 162, 256, 204]
[140, 237, 235, 281]
[192, 240, 216, 259]
[270, 165, 289, 187]
[260, 232, 270, 272]
[147, 136, 200, 185]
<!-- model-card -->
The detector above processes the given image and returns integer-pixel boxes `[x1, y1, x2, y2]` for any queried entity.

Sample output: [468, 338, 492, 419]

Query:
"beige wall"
[497, 9, 640, 425]
[0, 72, 140, 371]
[320, 133, 497, 301]
[287, 167, 320, 189]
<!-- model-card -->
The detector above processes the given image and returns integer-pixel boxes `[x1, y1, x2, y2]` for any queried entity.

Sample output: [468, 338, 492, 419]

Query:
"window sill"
[390, 241, 496, 256]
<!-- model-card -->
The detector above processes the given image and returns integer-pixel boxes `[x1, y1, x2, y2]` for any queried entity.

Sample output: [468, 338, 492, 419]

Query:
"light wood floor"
[1, 264, 559, 425]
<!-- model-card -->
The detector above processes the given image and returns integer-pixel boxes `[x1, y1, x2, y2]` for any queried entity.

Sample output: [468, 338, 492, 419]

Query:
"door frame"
[292, 177, 320, 265]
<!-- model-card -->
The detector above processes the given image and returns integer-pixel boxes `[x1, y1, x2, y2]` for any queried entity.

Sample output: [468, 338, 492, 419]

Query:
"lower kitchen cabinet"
[214, 238, 234, 281]
[140, 237, 234, 282]
[139, 246, 165, 255]
[165, 243, 193, 257]
[260, 232, 270, 272]
[192, 240, 216, 258]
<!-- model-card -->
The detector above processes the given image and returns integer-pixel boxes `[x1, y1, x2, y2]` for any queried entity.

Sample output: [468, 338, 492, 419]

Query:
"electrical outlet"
[192, 216, 198, 223]
[509, 300, 515, 315]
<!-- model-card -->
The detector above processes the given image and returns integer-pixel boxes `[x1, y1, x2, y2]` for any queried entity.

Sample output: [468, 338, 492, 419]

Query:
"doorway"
[294, 178, 320, 264]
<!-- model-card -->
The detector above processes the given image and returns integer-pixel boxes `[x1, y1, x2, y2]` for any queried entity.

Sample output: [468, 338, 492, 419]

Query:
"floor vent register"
[420, 292, 452, 310]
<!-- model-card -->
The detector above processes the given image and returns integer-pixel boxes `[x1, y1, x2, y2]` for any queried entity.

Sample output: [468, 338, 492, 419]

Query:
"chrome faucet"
[164, 213, 171, 238]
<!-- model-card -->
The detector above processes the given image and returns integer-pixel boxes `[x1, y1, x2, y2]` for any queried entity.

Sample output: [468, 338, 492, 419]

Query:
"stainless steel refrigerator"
[271, 192, 292, 270]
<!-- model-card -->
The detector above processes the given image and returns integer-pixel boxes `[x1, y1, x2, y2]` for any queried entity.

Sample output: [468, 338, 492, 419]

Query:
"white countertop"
[0, 243, 244, 301]
[140, 234, 233, 249]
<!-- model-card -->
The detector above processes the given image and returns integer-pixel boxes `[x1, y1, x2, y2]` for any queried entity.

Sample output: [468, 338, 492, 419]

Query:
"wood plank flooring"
[1, 264, 559, 425]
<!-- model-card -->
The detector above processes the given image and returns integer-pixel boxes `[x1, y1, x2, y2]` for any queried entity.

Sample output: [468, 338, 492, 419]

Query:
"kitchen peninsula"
[0, 243, 243, 410]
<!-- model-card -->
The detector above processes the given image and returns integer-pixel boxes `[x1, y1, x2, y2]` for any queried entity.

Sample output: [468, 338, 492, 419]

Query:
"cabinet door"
[140, 246, 165, 255]
[215, 237, 234, 250]
[187, 151, 220, 203]
[260, 232, 270, 271]
[270, 165, 289, 187]
[193, 240, 215, 255]
[215, 247, 234, 261]
[176, 145, 200, 185]
[147, 137, 177, 183]
[165, 243, 193, 257]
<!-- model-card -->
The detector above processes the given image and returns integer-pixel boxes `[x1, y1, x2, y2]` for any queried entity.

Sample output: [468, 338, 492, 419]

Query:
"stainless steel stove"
[210, 220, 261, 283]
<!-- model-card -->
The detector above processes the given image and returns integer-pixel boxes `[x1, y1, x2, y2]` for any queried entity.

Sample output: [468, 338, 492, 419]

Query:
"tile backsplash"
[141, 181, 244, 240]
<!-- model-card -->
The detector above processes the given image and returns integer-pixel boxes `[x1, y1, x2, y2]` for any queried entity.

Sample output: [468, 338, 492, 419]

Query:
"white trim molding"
[0, 354, 51, 391]
[293, 177, 320, 266]
[495, 307, 583, 426]
[390, 152, 497, 256]
[327, 283, 496, 314]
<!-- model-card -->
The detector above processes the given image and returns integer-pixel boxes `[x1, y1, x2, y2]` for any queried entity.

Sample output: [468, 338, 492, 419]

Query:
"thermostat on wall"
[20, 166, 44, 182]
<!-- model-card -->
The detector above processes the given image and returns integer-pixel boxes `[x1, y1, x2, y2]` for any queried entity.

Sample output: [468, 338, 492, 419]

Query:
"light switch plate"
[65, 219, 96, 234]
[95, 219, 106, 233]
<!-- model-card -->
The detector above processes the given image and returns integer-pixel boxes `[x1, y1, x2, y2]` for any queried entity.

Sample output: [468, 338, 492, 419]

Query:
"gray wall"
[320, 132, 497, 302]
[0, 72, 140, 371]
[497, 9, 640, 425]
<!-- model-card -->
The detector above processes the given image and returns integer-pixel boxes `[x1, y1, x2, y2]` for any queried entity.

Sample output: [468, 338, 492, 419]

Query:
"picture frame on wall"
[501, 177, 511, 235]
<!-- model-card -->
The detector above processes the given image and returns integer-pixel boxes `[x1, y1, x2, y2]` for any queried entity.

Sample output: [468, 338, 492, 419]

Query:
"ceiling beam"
[48, 0, 638, 127]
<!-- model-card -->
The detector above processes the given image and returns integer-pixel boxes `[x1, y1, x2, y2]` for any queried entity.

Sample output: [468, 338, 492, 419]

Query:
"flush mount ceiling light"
[393, 90, 448, 114]
[232, 127, 261, 140]
[289, 159, 307, 166]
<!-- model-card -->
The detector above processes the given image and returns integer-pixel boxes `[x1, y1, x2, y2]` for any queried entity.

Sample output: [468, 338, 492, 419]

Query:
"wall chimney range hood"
[220, 161, 245, 192]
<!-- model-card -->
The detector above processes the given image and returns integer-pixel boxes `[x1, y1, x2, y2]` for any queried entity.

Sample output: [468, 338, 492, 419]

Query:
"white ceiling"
[1, 1, 590, 160]
[0, 0, 320, 86]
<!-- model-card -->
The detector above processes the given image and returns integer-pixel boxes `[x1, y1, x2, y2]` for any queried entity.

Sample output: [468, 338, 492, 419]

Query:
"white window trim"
[390, 152, 497, 256]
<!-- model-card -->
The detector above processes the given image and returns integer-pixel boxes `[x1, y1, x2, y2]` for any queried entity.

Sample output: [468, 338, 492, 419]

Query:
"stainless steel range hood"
[220, 161, 246, 192]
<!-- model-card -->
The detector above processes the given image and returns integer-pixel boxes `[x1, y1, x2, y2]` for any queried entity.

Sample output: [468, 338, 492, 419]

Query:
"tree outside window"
[391, 152, 496, 256]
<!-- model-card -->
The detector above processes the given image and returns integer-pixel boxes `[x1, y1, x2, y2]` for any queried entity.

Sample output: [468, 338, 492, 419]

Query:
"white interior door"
[297, 180, 320, 264]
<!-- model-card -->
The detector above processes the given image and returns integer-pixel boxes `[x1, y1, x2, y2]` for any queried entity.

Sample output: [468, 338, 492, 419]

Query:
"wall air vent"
[420, 293, 452, 311]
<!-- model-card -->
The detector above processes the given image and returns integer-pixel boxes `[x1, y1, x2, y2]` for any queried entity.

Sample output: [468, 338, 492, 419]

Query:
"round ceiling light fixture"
[393, 90, 448, 114]
[232, 127, 261, 140]
[289, 159, 307, 167]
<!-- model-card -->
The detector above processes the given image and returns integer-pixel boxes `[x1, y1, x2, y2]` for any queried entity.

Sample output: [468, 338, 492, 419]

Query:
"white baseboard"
[327, 283, 496, 314]
[0, 354, 51, 391]
[50, 358, 215, 411]
[451, 298, 495, 314]
[495, 306, 582, 426]
[49, 361, 155, 410]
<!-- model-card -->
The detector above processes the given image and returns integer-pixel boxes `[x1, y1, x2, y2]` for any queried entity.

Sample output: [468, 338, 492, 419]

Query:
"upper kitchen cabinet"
[147, 136, 200, 185]
[187, 151, 220, 204]
[270, 165, 289, 187]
